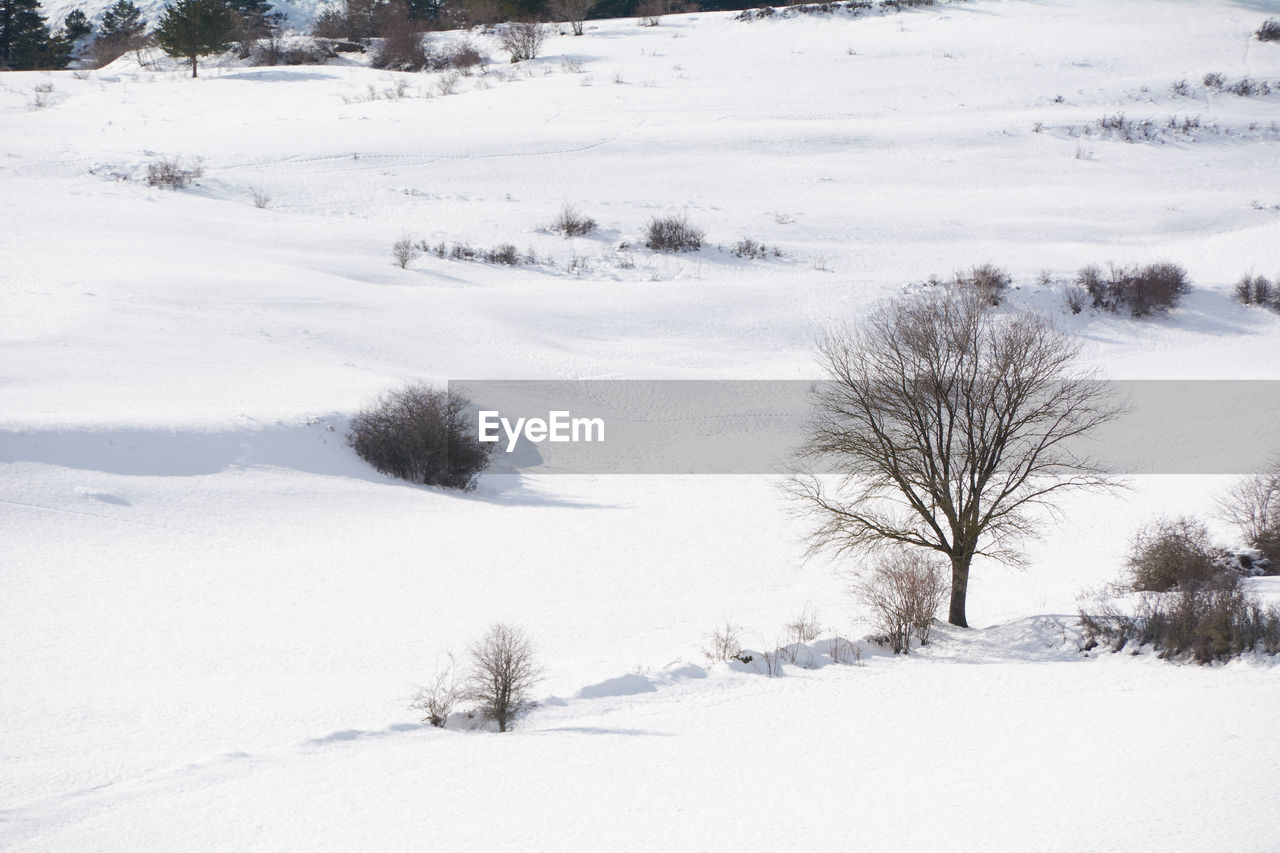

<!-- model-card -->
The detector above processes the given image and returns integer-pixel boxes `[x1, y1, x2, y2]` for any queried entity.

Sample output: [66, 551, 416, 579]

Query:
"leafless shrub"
[829, 635, 860, 665]
[1170, 78, 1191, 97]
[393, 235, 421, 268]
[644, 214, 703, 252]
[250, 186, 271, 208]
[759, 644, 783, 676]
[851, 548, 948, 653]
[145, 156, 204, 190]
[437, 70, 460, 95]
[952, 263, 1011, 305]
[1064, 286, 1087, 315]
[731, 238, 772, 259]
[499, 21, 544, 63]
[28, 84, 55, 110]
[464, 623, 543, 732]
[1258, 18, 1280, 41]
[786, 606, 822, 645]
[551, 203, 596, 237]
[1203, 72, 1225, 90]
[702, 620, 743, 663]
[1125, 516, 1229, 592]
[347, 382, 493, 490]
[438, 40, 484, 73]
[410, 654, 462, 727]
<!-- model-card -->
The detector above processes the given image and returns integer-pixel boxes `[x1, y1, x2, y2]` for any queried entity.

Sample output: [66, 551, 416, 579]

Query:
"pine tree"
[63, 8, 91, 41]
[154, 0, 233, 78]
[2, 0, 64, 69]
[99, 0, 146, 40]
[92, 0, 147, 65]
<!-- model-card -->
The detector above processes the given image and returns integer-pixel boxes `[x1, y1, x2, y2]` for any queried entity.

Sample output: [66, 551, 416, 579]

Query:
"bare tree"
[549, 0, 594, 35]
[790, 290, 1121, 627]
[465, 623, 542, 732]
[1218, 463, 1280, 558]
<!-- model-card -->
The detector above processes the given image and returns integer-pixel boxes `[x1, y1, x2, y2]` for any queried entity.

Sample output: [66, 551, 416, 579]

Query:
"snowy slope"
[3, 1, 1280, 850]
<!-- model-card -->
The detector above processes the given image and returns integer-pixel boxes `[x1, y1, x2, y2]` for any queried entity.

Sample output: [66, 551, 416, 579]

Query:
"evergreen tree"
[99, 0, 146, 41]
[154, 0, 233, 77]
[63, 7, 91, 41]
[93, 0, 147, 65]
[2, 0, 62, 69]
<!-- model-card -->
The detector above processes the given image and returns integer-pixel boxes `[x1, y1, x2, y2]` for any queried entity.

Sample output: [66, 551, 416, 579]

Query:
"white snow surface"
[3, 1, 1280, 850]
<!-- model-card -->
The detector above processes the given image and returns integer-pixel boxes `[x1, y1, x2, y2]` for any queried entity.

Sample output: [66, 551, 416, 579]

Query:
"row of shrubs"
[392, 211, 719, 269]
[1234, 274, 1279, 311]
[925, 262, 1192, 317]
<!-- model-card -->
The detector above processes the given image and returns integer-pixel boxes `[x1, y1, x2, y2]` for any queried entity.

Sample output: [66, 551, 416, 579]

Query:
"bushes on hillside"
[1080, 510, 1280, 664]
[1234, 274, 1277, 310]
[1256, 18, 1280, 42]
[1080, 575, 1280, 663]
[347, 382, 492, 489]
[1075, 262, 1190, 316]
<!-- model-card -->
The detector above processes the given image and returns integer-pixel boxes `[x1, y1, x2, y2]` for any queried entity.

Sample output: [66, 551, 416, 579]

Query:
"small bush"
[953, 263, 1011, 305]
[410, 655, 461, 727]
[1170, 78, 1191, 97]
[786, 606, 821, 645]
[852, 548, 948, 654]
[145, 157, 203, 189]
[464, 623, 542, 732]
[1203, 72, 1225, 90]
[1063, 286, 1087, 315]
[1125, 516, 1228, 592]
[347, 382, 493, 490]
[438, 40, 483, 72]
[644, 214, 704, 252]
[1235, 274, 1276, 308]
[498, 21, 544, 62]
[1256, 18, 1280, 42]
[731, 238, 773, 259]
[551, 204, 596, 237]
[702, 619, 743, 663]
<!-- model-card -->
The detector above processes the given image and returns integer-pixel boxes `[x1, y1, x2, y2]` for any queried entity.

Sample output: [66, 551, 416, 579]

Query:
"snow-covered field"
[3, 1, 1280, 849]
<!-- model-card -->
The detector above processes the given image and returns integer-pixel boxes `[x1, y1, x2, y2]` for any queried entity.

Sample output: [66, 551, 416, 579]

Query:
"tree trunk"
[948, 552, 972, 628]
[191, 54, 198, 77]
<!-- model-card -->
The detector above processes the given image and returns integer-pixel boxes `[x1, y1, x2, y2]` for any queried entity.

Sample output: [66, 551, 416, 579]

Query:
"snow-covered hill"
[3, 1, 1280, 849]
